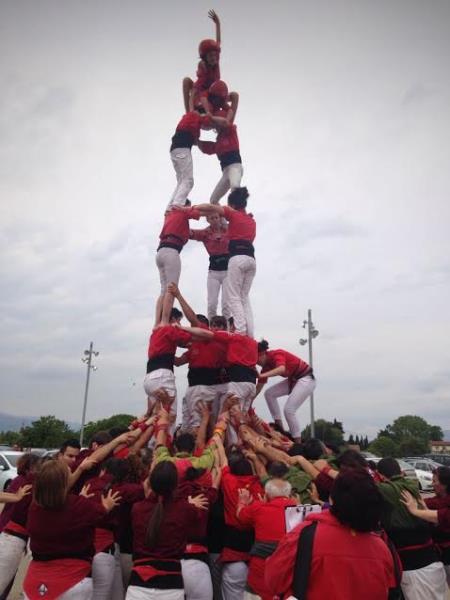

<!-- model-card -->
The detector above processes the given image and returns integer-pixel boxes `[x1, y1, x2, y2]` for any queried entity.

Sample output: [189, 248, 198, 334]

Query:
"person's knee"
[283, 404, 297, 419]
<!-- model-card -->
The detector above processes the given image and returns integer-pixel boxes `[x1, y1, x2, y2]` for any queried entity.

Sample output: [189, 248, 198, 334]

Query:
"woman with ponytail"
[126, 461, 208, 599]
[256, 339, 316, 443]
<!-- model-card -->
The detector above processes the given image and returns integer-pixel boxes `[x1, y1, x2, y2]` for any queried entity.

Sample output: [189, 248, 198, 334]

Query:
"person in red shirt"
[218, 445, 264, 600]
[265, 469, 400, 600]
[256, 339, 316, 443]
[168, 110, 212, 209]
[236, 478, 298, 600]
[179, 324, 258, 442]
[127, 461, 208, 600]
[23, 460, 120, 600]
[155, 202, 201, 325]
[190, 213, 230, 321]
[143, 308, 192, 418]
[192, 187, 256, 337]
[182, 10, 221, 112]
[197, 84, 243, 206]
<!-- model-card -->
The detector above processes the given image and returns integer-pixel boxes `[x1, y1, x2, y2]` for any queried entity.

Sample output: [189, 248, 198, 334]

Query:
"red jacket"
[237, 496, 297, 600]
[265, 510, 398, 600]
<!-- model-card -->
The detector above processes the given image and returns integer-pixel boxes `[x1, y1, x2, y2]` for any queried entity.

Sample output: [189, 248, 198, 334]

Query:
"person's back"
[267, 510, 395, 600]
[265, 470, 398, 600]
[376, 457, 447, 600]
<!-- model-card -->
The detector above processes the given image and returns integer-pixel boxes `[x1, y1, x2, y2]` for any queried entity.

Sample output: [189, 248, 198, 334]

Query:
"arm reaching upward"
[167, 283, 200, 326]
[208, 10, 221, 45]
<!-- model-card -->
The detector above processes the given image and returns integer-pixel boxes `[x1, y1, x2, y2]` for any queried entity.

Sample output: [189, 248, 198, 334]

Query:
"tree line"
[0, 413, 444, 456]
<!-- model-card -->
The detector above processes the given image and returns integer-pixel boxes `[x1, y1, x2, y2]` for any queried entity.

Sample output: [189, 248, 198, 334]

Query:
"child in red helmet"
[183, 10, 221, 112]
[198, 80, 243, 204]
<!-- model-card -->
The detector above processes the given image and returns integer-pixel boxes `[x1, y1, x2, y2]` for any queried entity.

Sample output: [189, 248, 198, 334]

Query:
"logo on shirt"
[39, 583, 48, 596]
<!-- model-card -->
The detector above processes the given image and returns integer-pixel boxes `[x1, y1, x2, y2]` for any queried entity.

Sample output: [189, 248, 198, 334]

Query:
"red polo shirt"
[262, 349, 310, 379]
[222, 206, 255, 242]
[190, 226, 229, 256]
[175, 111, 211, 140]
[148, 326, 192, 359]
[213, 330, 257, 367]
[187, 338, 227, 369]
[159, 208, 201, 247]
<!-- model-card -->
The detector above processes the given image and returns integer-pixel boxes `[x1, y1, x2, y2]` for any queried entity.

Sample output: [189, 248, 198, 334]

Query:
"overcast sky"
[1, 0, 449, 439]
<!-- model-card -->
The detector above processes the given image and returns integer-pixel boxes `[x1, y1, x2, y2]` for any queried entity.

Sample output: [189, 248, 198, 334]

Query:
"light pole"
[299, 309, 319, 437]
[80, 342, 99, 446]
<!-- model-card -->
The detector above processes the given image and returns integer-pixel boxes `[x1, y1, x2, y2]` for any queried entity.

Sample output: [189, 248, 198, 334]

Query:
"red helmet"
[208, 80, 228, 100]
[199, 39, 220, 58]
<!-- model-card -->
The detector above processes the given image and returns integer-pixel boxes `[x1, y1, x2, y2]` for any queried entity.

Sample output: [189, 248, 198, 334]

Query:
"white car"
[414, 468, 433, 491]
[0, 451, 23, 491]
[403, 458, 441, 491]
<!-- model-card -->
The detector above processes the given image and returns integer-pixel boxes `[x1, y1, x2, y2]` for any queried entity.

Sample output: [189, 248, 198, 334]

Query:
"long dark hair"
[145, 461, 178, 548]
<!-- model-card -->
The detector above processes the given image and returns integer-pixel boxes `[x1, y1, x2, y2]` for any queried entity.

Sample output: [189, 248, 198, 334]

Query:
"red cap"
[208, 79, 228, 99]
[199, 39, 220, 58]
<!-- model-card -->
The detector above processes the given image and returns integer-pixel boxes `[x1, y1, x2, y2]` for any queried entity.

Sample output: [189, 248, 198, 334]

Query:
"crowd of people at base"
[0, 393, 449, 600]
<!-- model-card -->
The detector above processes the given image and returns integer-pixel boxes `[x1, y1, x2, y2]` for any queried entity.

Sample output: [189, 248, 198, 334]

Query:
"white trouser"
[182, 385, 220, 430]
[210, 163, 243, 205]
[208, 553, 223, 600]
[207, 269, 230, 321]
[24, 577, 93, 600]
[169, 148, 193, 208]
[0, 532, 26, 594]
[143, 369, 177, 417]
[126, 587, 184, 599]
[221, 561, 248, 600]
[225, 255, 256, 337]
[156, 247, 181, 294]
[225, 381, 256, 445]
[212, 383, 229, 420]
[120, 552, 133, 588]
[112, 544, 125, 600]
[92, 551, 116, 600]
[181, 558, 213, 600]
[265, 376, 316, 439]
[401, 561, 448, 600]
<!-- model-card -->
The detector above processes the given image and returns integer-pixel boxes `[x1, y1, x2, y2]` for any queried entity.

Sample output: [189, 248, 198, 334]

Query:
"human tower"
[143, 10, 316, 443]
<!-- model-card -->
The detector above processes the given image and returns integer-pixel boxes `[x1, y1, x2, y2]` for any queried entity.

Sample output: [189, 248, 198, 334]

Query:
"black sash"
[188, 367, 222, 386]
[229, 239, 255, 258]
[223, 526, 254, 553]
[170, 130, 194, 151]
[219, 150, 242, 170]
[146, 353, 175, 374]
[226, 364, 256, 384]
[209, 253, 229, 271]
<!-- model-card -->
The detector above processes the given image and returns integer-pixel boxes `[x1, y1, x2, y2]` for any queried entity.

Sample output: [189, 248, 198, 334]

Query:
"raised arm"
[260, 365, 286, 379]
[193, 203, 225, 216]
[168, 283, 201, 327]
[208, 9, 221, 45]
[181, 325, 215, 340]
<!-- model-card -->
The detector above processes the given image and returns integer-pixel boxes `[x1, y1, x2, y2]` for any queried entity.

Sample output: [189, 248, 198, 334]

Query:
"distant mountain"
[0, 412, 80, 432]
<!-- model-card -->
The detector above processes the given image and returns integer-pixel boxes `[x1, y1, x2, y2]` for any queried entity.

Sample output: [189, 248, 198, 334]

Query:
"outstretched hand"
[102, 489, 122, 512]
[188, 493, 209, 511]
[208, 9, 220, 24]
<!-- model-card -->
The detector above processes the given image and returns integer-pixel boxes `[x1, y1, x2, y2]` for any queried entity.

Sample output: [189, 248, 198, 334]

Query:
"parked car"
[41, 449, 58, 459]
[0, 450, 23, 491]
[402, 457, 442, 491]
[403, 457, 442, 472]
[424, 454, 450, 467]
[364, 456, 419, 482]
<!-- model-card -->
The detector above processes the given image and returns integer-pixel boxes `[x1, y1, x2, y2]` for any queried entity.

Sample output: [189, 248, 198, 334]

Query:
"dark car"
[424, 454, 450, 467]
